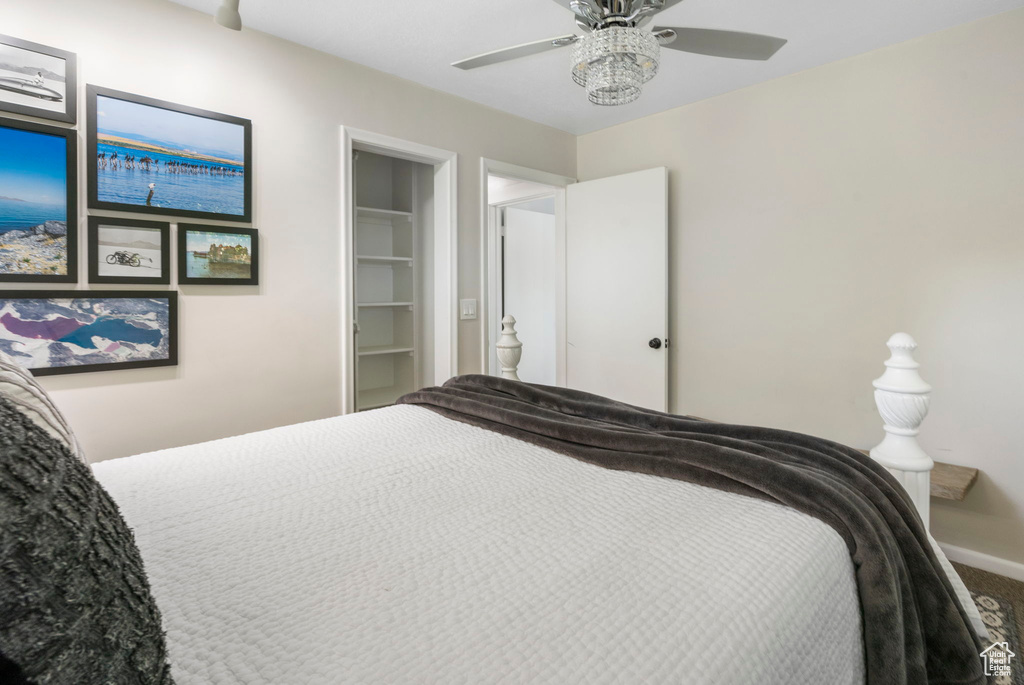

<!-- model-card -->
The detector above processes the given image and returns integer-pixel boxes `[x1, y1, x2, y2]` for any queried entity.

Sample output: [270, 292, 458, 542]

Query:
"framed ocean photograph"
[86, 85, 252, 222]
[88, 216, 170, 285]
[178, 224, 258, 285]
[0, 34, 77, 124]
[0, 116, 77, 283]
[0, 290, 178, 376]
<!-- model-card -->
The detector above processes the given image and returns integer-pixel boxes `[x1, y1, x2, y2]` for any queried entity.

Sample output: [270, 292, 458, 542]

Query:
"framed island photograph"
[0, 116, 77, 283]
[0, 34, 77, 124]
[87, 85, 252, 222]
[178, 224, 258, 285]
[0, 290, 178, 376]
[88, 216, 170, 285]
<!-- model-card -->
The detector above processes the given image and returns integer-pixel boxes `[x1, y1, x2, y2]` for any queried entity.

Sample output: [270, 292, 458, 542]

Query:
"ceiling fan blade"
[654, 27, 787, 60]
[452, 35, 579, 70]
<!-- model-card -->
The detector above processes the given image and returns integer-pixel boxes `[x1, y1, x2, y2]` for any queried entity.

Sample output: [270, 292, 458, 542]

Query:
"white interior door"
[566, 167, 668, 410]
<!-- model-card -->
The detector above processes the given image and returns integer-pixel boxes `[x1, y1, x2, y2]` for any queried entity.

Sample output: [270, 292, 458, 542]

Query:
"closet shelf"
[357, 302, 414, 308]
[357, 255, 413, 265]
[357, 345, 415, 357]
[356, 206, 413, 221]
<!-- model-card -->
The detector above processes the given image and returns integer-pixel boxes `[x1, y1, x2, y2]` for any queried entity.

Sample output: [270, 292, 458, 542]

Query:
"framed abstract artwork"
[178, 224, 258, 285]
[0, 34, 77, 124]
[0, 290, 178, 376]
[87, 216, 170, 285]
[86, 85, 252, 222]
[0, 116, 77, 282]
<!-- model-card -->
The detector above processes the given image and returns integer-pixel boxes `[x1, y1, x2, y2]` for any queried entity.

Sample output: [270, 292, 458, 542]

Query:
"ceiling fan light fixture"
[571, 26, 659, 106]
[585, 59, 643, 105]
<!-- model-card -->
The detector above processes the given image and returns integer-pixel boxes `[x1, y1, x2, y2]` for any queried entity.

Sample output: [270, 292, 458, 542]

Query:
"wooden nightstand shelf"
[930, 462, 979, 501]
[856, 450, 978, 501]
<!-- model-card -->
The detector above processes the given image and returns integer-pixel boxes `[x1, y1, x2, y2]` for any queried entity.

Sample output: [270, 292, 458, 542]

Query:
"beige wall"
[2, 0, 576, 460]
[5, 0, 1020, 564]
[577, 9, 1024, 564]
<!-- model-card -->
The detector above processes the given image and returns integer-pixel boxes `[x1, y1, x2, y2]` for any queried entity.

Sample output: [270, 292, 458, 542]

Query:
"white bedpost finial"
[496, 315, 523, 381]
[870, 333, 934, 526]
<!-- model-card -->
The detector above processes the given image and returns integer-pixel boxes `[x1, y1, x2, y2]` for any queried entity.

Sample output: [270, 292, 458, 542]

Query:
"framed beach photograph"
[88, 216, 170, 285]
[0, 34, 77, 124]
[0, 116, 77, 283]
[178, 224, 258, 285]
[0, 290, 178, 376]
[86, 85, 252, 222]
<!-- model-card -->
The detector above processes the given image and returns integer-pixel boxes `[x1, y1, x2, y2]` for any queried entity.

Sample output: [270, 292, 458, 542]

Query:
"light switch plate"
[459, 299, 477, 320]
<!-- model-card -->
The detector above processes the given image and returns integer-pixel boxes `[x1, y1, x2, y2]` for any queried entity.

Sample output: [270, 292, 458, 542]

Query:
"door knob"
[649, 338, 662, 349]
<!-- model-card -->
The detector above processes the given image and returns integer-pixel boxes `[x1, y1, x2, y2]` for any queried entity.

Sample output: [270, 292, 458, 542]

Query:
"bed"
[0, 340, 987, 685]
[93, 404, 866, 683]
[89, 385, 985, 685]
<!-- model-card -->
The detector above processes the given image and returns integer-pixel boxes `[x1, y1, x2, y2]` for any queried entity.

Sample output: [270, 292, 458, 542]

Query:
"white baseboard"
[938, 542, 1024, 583]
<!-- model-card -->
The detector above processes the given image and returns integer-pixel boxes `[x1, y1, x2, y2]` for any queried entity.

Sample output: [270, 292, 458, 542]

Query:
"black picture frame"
[0, 115, 78, 283]
[178, 223, 258, 286]
[87, 216, 170, 285]
[0, 290, 178, 376]
[0, 34, 77, 124]
[86, 85, 252, 222]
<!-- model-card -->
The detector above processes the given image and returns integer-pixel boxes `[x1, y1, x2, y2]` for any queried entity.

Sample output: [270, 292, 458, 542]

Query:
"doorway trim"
[487, 197, 555, 379]
[341, 127, 458, 414]
[480, 159, 575, 385]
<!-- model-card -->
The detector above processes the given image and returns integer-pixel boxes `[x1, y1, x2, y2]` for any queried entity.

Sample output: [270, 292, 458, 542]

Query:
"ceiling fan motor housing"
[572, 0, 661, 30]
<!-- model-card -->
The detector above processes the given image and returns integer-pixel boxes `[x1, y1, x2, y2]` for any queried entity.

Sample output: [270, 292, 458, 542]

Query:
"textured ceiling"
[169, 0, 1024, 134]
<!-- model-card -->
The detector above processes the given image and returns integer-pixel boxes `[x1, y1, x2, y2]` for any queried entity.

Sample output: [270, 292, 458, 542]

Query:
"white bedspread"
[92, 405, 974, 684]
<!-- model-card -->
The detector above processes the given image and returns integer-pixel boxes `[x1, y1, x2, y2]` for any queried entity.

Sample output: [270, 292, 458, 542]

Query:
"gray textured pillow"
[0, 347, 85, 463]
[0, 395, 174, 684]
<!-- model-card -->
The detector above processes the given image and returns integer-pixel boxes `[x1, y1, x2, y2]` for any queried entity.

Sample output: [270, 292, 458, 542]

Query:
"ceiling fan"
[452, 0, 787, 106]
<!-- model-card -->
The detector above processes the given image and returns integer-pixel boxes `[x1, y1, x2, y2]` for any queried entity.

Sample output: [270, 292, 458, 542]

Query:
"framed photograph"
[87, 85, 252, 222]
[0, 34, 76, 124]
[0, 290, 177, 376]
[88, 216, 170, 285]
[0, 116, 77, 282]
[178, 224, 258, 285]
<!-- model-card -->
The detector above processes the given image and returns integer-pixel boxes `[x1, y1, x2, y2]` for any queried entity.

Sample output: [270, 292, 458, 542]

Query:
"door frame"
[341, 127, 458, 414]
[480, 158, 575, 386]
[487, 197, 557, 379]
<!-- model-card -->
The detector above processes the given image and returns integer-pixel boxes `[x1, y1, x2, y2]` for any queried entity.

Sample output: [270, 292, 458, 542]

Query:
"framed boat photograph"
[0, 290, 178, 376]
[0, 34, 77, 124]
[178, 224, 258, 285]
[86, 85, 252, 222]
[87, 216, 170, 285]
[0, 116, 77, 283]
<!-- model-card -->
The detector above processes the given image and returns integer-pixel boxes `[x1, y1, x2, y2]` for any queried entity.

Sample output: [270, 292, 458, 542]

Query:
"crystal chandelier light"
[571, 26, 660, 106]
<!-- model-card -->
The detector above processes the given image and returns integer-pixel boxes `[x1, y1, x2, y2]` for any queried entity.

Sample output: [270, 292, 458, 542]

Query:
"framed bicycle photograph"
[87, 216, 170, 285]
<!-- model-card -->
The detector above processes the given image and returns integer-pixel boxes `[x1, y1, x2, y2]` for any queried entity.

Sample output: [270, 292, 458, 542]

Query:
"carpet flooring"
[955, 563, 1023, 685]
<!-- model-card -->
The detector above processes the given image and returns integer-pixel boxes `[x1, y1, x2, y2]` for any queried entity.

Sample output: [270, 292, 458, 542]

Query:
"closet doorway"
[341, 128, 457, 414]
